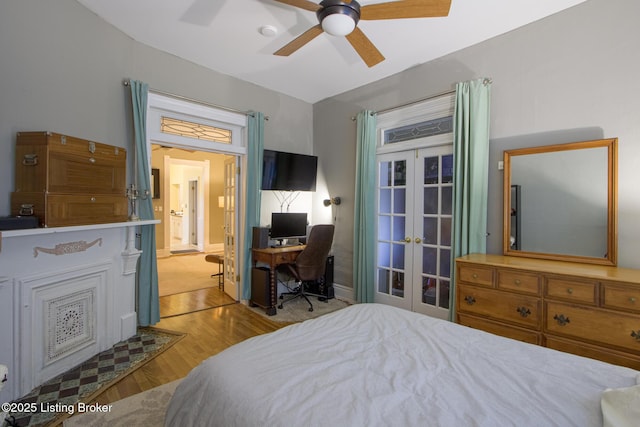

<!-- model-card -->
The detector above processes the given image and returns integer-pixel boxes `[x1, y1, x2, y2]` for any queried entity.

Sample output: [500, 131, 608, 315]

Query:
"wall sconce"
[323, 197, 341, 207]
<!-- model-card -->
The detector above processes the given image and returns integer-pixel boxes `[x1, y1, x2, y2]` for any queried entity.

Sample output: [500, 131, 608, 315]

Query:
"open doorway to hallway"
[151, 144, 236, 317]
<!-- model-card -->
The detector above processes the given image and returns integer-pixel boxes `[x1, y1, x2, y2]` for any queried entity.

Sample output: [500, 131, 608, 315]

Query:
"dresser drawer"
[602, 282, 640, 313]
[457, 284, 541, 329]
[458, 313, 541, 345]
[545, 277, 597, 305]
[545, 336, 640, 370]
[497, 270, 540, 295]
[545, 302, 640, 354]
[457, 264, 494, 287]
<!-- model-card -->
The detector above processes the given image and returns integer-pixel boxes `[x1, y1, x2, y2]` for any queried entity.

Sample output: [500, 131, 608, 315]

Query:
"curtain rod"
[350, 78, 492, 121]
[122, 79, 269, 120]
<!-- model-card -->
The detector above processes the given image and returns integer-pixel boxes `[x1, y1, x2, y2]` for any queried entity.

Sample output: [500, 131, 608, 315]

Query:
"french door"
[222, 156, 238, 299]
[374, 146, 453, 319]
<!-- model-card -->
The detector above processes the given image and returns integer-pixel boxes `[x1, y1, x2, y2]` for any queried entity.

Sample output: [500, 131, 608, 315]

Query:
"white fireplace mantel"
[0, 220, 158, 402]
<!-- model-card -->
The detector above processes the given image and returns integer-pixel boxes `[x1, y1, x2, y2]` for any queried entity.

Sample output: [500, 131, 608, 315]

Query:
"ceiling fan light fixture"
[322, 13, 356, 36]
[317, 0, 361, 36]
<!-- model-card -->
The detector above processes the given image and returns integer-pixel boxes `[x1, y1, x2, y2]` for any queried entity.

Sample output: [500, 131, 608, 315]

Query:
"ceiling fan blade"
[345, 27, 385, 68]
[360, 0, 452, 20]
[274, 25, 324, 56]
[272, 0, 321, 12]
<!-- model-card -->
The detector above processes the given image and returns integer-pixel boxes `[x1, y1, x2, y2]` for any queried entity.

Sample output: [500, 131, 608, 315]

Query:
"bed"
[165, 303, 639, 426]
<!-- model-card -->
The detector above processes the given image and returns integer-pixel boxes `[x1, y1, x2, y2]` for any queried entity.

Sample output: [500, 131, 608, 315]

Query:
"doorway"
[166, 158, 208, 254]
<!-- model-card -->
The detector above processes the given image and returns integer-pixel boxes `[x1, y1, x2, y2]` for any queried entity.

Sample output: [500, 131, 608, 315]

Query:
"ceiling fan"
[273, 0, 452, 67]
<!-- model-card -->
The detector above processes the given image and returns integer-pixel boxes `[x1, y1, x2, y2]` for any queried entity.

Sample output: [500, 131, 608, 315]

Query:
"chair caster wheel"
[279, 295, 284, 300]
[308, 307, 313, 312]
[278, 304, 283, 309]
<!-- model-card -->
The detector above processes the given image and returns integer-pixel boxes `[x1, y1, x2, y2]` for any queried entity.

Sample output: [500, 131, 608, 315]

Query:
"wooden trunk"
[11, 131, 128, 227]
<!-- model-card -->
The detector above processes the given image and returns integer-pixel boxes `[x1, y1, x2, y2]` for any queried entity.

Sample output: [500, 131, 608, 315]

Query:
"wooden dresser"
[456, 254, 640, 370]
[10, 131, 127, 227]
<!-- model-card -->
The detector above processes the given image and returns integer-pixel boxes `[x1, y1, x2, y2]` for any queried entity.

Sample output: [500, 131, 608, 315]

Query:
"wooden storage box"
[11, 131, 128, 227]
[11, 192, 128, 228]
[14, 131, 126, 194]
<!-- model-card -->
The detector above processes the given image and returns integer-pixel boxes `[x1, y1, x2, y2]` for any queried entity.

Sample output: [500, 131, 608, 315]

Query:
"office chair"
[278, 224, 335, 312]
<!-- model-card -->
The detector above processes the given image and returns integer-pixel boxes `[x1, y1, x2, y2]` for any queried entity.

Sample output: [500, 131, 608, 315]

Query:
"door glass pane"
[378, 242, 390, 268]
[393, 189, 406, 214]
[441, 217, 452, 246]
[394, 160, 406, 186]
[379, 189, 391, 214]
[392, 271, 404, 297]
[380, 161, 392, 186]
[378, 269, 390, 293]
[392, 244, 405, 269]
[424, 157, 439, 184]
[393, 216, 406, 242]
[378, 215, 391, 240]
[422, 276, 437, 305]
[442, 154, 453, 183]
[422, 247, 437, 275]
[440, 248, 451, 278]
[441, 187, 452, 215]
[439, 279, 450, 309]
[424, 188, 438, 214]
[423, 217, 437, 245]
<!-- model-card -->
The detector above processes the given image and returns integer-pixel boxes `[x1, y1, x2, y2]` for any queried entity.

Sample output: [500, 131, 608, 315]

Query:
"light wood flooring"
[86, 302, 291, 407]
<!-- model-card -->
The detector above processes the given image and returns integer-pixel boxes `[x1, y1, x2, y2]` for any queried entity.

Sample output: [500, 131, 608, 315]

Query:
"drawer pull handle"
[567, 288, 573, 294]
[464, 296, 476, 305]
[472, 273, 478, 279]
[630, 297, 637, 303]
[554, 314, 570, 326]
[89, 157, 96, 164]
[90, 197, 96, 202]
[632, 330, 640, 341]
[22, 154, 38, 166]
[516, 306, 531, 318]
[514, 279, 521, 285]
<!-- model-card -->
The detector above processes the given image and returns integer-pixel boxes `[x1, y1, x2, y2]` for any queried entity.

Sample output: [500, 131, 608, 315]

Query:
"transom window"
[384, 116, 453, 144]
[161, 117, 231, 144]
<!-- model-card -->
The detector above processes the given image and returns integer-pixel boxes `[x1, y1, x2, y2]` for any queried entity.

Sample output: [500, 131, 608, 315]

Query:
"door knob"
[415, 237, 422, 244]
[404, 237, 412, 243]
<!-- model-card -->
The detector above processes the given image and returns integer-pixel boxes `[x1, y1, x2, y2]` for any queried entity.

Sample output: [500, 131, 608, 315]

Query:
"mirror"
[503, 138, 617, 265]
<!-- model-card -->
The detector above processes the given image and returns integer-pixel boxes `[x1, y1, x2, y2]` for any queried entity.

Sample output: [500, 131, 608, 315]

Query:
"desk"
[252, 245, 305, 315]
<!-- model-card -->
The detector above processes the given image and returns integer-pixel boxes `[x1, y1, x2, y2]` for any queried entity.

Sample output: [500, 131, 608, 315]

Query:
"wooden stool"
[205, 254, 224, 290]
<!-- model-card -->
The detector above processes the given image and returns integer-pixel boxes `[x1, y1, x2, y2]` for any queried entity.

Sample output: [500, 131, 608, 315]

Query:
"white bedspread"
[165, 304, 639, 427]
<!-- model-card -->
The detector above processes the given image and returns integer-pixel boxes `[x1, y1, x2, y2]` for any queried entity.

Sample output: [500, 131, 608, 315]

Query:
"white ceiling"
[76, 0, 587, 103]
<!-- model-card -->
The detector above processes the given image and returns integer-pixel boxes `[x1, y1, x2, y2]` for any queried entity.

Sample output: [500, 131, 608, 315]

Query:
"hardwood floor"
[87, 302, 291, 406]
[160, 287, 236, 317]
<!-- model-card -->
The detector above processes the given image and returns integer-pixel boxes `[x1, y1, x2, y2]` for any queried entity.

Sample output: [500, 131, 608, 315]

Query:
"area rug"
[63, 379, 182, 427]
[249, 296, 350, 323]
[7, 328, 185, 427]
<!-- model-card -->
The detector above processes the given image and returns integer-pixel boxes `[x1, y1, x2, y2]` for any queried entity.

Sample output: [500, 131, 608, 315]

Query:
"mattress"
[165, 303, 639, 426]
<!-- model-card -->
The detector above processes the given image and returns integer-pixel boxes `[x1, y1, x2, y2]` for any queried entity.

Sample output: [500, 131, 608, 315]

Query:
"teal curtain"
[450, 78, 492, 321]
[241, 112, 265, 301]
[129, 80, 160, 326]
[353, 110, 377, 303]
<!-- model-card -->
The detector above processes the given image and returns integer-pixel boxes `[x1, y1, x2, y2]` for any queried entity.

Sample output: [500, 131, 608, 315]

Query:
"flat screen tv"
[261, 149, 317, 191]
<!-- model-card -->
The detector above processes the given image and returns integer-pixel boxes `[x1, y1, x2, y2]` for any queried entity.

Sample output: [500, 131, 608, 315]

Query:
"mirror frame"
[503, 138, 618, 266]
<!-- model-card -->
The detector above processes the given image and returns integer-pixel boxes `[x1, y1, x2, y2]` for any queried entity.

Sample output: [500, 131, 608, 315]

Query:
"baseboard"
[332, 283, 355, 304]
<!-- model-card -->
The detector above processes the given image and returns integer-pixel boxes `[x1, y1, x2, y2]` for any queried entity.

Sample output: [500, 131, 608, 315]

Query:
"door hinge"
[235, 274, 240, 282]
[236, 166, 240, 174]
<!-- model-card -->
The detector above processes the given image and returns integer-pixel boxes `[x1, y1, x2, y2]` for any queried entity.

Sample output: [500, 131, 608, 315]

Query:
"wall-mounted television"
[261, 149, 317, 191]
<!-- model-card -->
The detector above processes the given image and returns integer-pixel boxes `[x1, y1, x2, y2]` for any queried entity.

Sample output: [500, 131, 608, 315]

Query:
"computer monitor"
[270, 212, 307, 244]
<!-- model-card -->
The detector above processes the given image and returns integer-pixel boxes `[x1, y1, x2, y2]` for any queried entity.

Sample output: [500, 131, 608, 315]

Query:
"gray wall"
[314, 0, 640, 291]
[0, 0, 313, 217]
